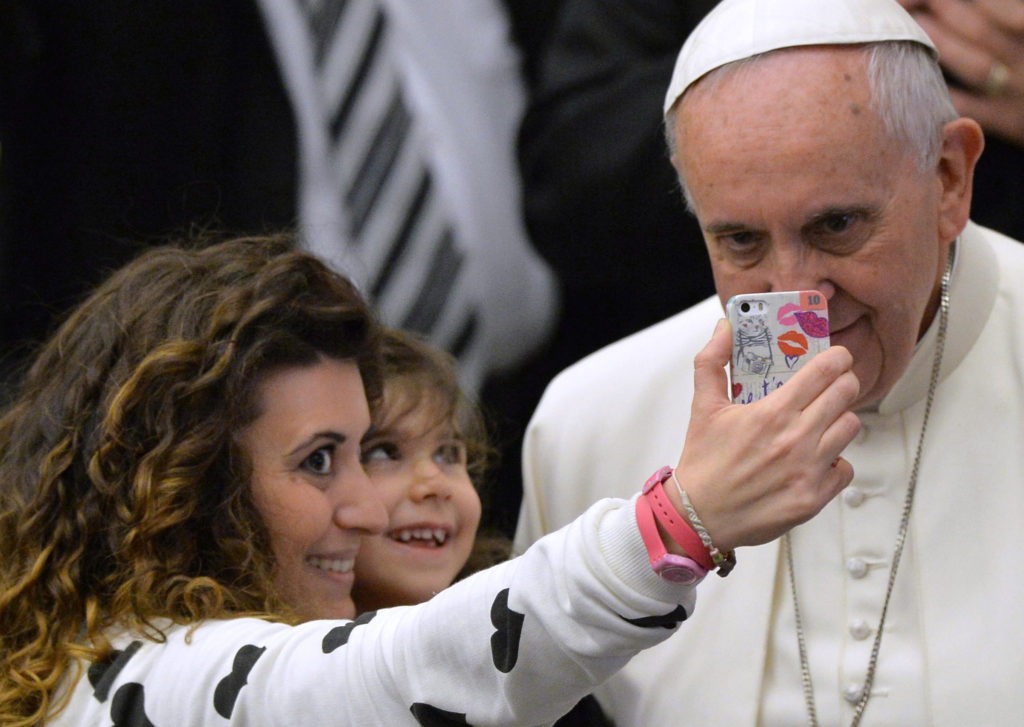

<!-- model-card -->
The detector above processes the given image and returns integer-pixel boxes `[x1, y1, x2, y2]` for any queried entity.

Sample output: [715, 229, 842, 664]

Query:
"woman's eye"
[302, 446, 334, 475]
[361, 441, 399, 465]
[434, 441, 466, 466]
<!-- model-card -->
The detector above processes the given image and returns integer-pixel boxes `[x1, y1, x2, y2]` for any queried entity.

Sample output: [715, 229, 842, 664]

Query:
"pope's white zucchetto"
[663, 0, 938, 115]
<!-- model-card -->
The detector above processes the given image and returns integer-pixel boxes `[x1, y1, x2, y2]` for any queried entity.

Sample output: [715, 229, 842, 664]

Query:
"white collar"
[877, 222, 998, 415]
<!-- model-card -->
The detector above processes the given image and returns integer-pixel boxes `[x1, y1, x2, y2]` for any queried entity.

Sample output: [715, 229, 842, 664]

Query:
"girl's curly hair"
[0, 235, 383, 726]
[373, 329, 492, 486]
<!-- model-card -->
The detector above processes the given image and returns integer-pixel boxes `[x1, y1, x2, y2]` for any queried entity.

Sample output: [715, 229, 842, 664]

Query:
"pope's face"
[673, 47, 957, 410]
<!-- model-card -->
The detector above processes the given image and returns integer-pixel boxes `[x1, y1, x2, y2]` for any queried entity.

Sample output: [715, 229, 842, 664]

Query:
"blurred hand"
[900, 0, 1024, 146]
[667, 319, 860, 552]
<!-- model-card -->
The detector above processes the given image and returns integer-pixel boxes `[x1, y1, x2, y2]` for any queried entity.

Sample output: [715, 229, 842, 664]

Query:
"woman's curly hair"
[0, 235, 383, 726]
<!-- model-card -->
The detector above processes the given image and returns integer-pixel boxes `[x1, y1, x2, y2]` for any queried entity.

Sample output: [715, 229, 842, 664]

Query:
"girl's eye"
[361, 441, 399, 465]
[434, 441, 466, 466]
[302, 446, 334, 476]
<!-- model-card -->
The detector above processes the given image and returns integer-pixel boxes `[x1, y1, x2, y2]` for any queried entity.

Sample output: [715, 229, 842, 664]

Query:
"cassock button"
[843, 683, 865, 704]
[846, 557, 869, 579]
[842, 488, 866, 508]
[849, 618, 872, 640]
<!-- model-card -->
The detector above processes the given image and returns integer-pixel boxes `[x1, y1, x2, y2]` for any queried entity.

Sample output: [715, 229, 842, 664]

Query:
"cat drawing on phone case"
[734, 301, 774, 376]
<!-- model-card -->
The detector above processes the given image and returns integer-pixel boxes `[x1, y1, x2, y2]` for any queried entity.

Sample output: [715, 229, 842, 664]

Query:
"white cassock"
[516, 221, 1024, 726]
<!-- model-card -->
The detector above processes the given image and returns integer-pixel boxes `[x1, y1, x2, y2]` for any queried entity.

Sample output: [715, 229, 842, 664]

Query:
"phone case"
[726, 290, 830, 404]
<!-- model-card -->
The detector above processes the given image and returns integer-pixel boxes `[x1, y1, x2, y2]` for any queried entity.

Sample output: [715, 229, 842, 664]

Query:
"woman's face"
[239, 358, 387, 621]
[352, 392, 481, 612]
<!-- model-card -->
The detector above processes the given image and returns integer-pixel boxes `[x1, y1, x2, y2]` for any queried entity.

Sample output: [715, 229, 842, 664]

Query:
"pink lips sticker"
[777, 303, 801, 326]
[793, 310, 829, 338]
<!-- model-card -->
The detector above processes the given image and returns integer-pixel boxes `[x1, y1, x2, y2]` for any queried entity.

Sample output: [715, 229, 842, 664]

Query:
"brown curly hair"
[373, 329, 491, 485]
[0, 235, 383, 726]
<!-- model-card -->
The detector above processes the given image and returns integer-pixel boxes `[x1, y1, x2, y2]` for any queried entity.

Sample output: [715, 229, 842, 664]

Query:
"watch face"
[654, 557, 705, 586]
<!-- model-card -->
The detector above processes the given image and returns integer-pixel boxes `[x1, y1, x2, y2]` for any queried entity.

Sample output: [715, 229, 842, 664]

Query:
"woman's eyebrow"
[287, 431, 344, 457]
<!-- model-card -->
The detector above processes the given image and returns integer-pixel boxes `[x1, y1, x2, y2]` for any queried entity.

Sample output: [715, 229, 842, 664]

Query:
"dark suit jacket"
[0, 0, 296, 372]
[518, 0, 720, 382]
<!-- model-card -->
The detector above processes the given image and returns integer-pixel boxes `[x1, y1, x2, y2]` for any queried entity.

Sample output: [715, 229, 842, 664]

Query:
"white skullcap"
[663, 0, 937, 115]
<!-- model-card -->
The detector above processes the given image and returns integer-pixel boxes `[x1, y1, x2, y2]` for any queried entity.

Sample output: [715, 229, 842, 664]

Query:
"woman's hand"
[666, 319, 860, 553]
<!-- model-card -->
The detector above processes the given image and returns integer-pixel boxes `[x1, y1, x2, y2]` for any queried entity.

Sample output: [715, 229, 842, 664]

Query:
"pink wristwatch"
[636, 474, 708, 585]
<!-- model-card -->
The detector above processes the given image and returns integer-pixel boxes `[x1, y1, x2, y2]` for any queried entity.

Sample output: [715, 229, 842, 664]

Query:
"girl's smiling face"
[240, 357, 387, 621]
[352, 391, 481, 612]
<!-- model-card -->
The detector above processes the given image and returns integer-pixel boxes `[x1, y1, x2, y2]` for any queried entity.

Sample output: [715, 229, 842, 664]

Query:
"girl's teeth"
[392, 528, 449, 545]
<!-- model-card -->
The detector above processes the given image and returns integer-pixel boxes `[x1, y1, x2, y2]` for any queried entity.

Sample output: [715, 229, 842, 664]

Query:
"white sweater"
[50, 496, 695, 726]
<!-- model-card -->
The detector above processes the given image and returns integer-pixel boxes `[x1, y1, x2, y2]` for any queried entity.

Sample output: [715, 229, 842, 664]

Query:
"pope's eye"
[726, 230, 759, 247]
[822, 213, 855, 233]
[302, 446, 334, 475]
[714, 229, 767, 266]
[806, 208, 874, 255]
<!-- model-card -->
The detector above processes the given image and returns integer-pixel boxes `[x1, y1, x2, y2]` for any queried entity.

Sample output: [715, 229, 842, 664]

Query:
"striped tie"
[299, 0, 478, 357]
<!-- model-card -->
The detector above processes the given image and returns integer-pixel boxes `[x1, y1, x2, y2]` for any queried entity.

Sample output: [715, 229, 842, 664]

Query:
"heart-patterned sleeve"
[49, 496, 696, 726]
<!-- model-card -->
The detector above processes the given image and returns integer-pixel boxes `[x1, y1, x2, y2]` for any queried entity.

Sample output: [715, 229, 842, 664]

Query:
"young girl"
[353, 329, 503, 613]
[354, 329, 610, 726]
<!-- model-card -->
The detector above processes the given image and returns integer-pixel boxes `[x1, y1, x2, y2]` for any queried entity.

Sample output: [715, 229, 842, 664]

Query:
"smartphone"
[726, 290, 830, 404]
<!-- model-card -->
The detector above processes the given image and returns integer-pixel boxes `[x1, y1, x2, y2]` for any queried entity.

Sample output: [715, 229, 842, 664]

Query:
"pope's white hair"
[665, 41, 959, 213]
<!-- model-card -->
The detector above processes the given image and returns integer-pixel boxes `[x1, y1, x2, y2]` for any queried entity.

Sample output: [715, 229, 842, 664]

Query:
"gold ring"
[985, 60, 1011, 97]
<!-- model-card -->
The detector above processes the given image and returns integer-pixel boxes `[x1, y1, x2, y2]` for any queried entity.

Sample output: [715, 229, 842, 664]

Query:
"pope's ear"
[936, 117, 984, 241]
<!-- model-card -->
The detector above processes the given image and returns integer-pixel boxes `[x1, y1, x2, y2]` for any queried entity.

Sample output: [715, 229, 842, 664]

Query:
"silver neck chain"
[786, 244, 954, 727]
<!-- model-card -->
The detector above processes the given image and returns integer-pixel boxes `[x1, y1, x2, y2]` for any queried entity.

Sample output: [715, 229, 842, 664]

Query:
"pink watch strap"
[635, 495, 708, 584]
[641, 468, 716, 571]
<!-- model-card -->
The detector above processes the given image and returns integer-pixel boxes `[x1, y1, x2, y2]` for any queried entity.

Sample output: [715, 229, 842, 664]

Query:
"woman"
[0, 236, 859, 726]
